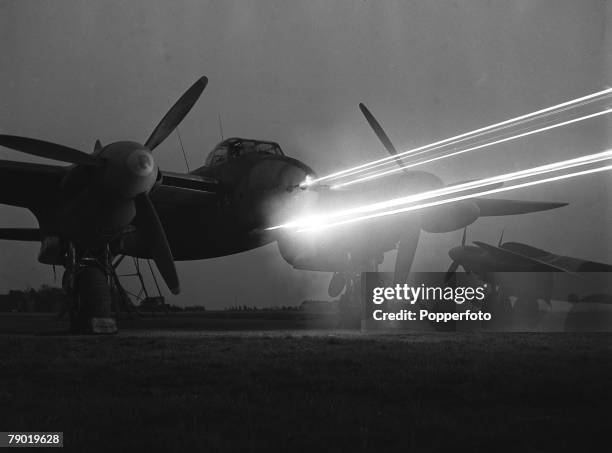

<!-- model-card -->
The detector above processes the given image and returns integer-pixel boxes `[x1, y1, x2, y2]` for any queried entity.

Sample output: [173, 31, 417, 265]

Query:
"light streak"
[335, 96, 611, 182]
[331, 107, 612, 189]
[307, 87, 612, 185]
[299, 163, 612, 233]
[269, 148, 612, 231]
[335, 104, 597, 186]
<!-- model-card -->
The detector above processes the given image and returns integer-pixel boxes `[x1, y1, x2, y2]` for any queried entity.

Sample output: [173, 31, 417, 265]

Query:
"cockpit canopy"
[204, 137, 285, 166]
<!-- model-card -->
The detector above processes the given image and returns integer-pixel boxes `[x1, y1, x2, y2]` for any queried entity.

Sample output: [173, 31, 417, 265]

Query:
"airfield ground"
[0, 313, 610, 452]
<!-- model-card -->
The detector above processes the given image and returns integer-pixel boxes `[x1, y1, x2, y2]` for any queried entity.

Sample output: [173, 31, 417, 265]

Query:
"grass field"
[0, 315, 610, 452]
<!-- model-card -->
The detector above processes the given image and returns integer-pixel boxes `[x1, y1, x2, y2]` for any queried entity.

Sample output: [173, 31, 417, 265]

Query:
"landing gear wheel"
[70, 263, 117, 334]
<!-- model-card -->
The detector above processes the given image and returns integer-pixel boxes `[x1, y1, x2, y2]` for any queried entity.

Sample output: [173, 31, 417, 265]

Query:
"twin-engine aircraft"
[0, 76, 566, 333]
[443, 229, 612, 329]
[446, 230, 612, 278]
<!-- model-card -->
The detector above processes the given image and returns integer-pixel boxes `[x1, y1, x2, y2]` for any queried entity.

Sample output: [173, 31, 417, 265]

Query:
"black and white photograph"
[0, 1, 611, 451]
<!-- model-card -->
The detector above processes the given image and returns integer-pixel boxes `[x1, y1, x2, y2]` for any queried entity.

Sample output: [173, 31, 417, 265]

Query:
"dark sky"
[0, 0, 610, 308]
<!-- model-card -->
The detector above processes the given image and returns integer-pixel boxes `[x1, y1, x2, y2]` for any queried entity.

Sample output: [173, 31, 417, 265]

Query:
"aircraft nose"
[234, 157, 317, 228]
[247, 157, 315, 192]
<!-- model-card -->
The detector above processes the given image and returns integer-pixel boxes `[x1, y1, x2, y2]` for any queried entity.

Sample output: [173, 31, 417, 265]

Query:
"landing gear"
[337, 273, 362, 328]
[336, 258, 382, 329]
[62, 245, 118, 334]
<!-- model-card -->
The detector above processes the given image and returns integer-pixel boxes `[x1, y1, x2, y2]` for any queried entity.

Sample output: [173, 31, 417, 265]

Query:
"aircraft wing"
[474, 198, 568, 216]
[150, 171, 221, 206]
[0, 159, 65, 208]
[502, 242, 612, 273]
[473, 241, 577, 273]
[579, 294, 612, 304]
[0, 228, 40, 241]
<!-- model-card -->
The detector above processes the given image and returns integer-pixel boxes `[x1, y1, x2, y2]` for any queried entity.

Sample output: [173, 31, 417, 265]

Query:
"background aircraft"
[0, 77, 567, 333]
[444, 229, 612, 329]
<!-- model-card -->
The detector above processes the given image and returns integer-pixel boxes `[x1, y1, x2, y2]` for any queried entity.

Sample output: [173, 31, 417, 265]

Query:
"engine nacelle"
[277, 232, 352, 272]
[421, 200, 480, 233]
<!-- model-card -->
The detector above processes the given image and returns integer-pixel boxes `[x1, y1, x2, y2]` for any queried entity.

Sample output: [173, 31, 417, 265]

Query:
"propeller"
[0, 76, 209, 295]
[444, 227, 467, 283]
[358, 103, 428, 284]
[118, 77, 208, 295]
[133, 75, 204, 294]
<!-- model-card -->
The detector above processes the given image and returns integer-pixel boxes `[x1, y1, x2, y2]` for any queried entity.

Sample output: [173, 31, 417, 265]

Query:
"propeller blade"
[444, 261, 460, 283]
[393, 228, 420, 284]
[461, 227, 467, 246]
[134, 193, 180, 294]
[0, 135, 104, 166]
[360, 103, 411, 172]
[144, 76, 208, 151]
[359, 104, 441, 184]
[498, 229, 505, 247]
[359, 103, 398, 156]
